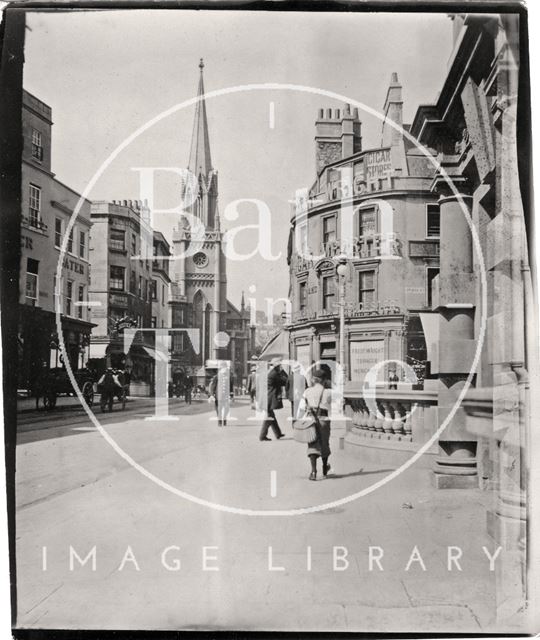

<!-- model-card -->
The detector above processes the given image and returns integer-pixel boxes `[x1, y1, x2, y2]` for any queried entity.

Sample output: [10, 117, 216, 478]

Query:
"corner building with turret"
[288, 73, 441, 388]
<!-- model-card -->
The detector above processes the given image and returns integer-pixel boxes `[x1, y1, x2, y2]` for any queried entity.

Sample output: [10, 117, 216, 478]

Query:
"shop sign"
[365, 149, 392, 181]
[110, 293, 128, 307]
[63, 257, 85, 275]
[21, 236, 33, 250]
[295, 344, 311, 372]
[350, 339, 385, 383]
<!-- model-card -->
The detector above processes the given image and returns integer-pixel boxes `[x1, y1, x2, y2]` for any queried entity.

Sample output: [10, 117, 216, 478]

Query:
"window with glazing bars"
[28, 184, 41, 227]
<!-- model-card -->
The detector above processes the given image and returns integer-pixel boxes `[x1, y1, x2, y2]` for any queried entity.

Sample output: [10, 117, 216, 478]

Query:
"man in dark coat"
[286, 364, 307, 420]
[259, 358, 288, 441]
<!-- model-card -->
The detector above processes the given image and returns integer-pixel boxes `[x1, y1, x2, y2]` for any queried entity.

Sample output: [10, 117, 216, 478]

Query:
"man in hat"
[246, 364, 257, 410]
[259, 357, 288, 441]
[98, 367, 123, 412]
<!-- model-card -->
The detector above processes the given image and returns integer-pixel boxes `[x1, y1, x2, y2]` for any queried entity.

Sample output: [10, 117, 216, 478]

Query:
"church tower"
[172, 59, 228, 382]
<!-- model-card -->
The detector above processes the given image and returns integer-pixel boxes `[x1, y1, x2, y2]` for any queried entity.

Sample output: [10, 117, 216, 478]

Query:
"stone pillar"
[431, 178, 478, 488]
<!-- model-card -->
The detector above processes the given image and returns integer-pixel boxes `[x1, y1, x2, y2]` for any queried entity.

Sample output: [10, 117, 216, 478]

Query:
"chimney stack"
[315, 105, 362, 174]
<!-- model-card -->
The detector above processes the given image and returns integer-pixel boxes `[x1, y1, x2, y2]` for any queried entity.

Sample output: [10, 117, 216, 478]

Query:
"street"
[15, 397, 499, 631]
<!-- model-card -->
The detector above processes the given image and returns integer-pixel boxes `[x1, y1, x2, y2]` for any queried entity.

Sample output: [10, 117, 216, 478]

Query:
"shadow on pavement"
[326, 467, 395, 479]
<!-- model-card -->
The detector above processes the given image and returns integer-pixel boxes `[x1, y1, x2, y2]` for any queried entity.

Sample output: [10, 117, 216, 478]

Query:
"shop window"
[31, 129, 43, 161]
[322, 275, 335, 311]
[426, 204, 440, 238]
[25, 258, 39, 306]
[77, 285, 85, 319]
[55, 218, 62, 248]
[28, 184, 41, 228]
[110, 265, 125, 291]
[359, 270, 375, 306]
[79, 231, 86, 259]
[110, 229, 125, 251]
[427, 267, 439, 307]
[66, 280, 73, 316]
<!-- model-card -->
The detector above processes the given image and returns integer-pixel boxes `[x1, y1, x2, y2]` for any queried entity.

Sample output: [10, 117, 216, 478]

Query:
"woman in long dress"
[299, 369, 332, 480]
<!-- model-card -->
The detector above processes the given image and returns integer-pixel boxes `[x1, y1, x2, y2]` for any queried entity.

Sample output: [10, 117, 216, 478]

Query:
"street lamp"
[335, 255, 348, 380]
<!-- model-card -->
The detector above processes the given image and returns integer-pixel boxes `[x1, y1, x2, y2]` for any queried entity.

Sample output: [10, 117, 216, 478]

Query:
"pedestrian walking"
[246, 365, 257, 410]
[298, 369, 332, 480]
[259, 357, 288, 441]
[184, 375, 193, 405]
[97, 367, 123, 412]
[209, 364, 234, 426]
[286, 363, 306, 420]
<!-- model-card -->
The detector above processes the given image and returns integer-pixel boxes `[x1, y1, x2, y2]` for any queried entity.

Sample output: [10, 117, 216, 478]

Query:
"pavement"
[14, 398, 509, 632]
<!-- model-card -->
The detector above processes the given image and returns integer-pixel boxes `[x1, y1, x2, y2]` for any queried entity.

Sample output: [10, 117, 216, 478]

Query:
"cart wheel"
[82, 382, 94, 407]
[44, 392, 57, 410]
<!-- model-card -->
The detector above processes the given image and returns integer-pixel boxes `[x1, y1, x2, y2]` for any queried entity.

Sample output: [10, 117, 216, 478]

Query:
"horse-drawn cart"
[34, 367, 95, 410]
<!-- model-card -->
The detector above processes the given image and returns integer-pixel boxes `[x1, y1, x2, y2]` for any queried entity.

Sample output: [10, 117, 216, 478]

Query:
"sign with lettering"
[295, 344, 310, 373]
[365, 149, 391, 183]
[21, 236, 33, 250]
[350, 339, 385, 383]
[63, 257, 85, 275]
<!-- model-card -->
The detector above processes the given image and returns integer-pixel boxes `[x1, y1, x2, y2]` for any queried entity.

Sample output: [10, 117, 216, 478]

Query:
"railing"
[344, 388, 438, 444]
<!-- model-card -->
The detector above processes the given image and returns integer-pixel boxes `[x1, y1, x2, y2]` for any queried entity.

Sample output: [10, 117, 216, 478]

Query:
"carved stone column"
[431, 176, 479, 488]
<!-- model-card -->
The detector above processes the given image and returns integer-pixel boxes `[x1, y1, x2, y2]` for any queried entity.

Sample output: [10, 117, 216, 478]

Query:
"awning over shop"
[258, 329, 290, 361]
[88, 342, 109, 359]
[141, 345, 169, 363]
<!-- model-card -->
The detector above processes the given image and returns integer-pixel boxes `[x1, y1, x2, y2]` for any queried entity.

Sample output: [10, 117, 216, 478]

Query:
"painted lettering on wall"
[365, 149, 391, 181]
[350, 340, 385, 383]
[63, 258, 85, 275]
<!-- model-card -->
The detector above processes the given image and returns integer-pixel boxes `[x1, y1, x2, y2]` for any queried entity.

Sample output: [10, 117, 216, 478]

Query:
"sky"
[23, 9, 454, 311]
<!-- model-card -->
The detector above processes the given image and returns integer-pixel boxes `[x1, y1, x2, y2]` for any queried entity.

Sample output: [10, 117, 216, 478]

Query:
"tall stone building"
[288, 74, 440, 387]
[171, 60, 228, 384]
[18, 90, 94, 392]
[88, 199, 154, 395]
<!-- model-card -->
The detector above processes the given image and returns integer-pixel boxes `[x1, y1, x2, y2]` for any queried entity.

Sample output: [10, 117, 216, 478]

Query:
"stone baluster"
[392, 401, 406, 435]
[374, 402, 385, 432]
[361, 401, 370, 429]
[403, 404, 413, 437]
[367, 406, 377, 431]
[382, 401, 394, 434]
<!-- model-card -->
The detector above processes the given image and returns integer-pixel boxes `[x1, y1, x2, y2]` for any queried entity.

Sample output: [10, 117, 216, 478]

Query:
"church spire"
[188, 58, 213, 176]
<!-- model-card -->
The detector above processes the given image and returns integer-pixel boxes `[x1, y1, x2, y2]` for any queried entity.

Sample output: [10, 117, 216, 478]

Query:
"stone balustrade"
[344, 388, 438, 445]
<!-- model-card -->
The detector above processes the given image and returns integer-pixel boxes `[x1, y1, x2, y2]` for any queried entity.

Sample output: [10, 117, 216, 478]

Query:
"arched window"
[192, 290, 205, 365]
[204, 303, 213, 362]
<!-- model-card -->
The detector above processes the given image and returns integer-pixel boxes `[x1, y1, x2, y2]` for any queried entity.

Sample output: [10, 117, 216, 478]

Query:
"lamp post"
[335, 255, 349, 380]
